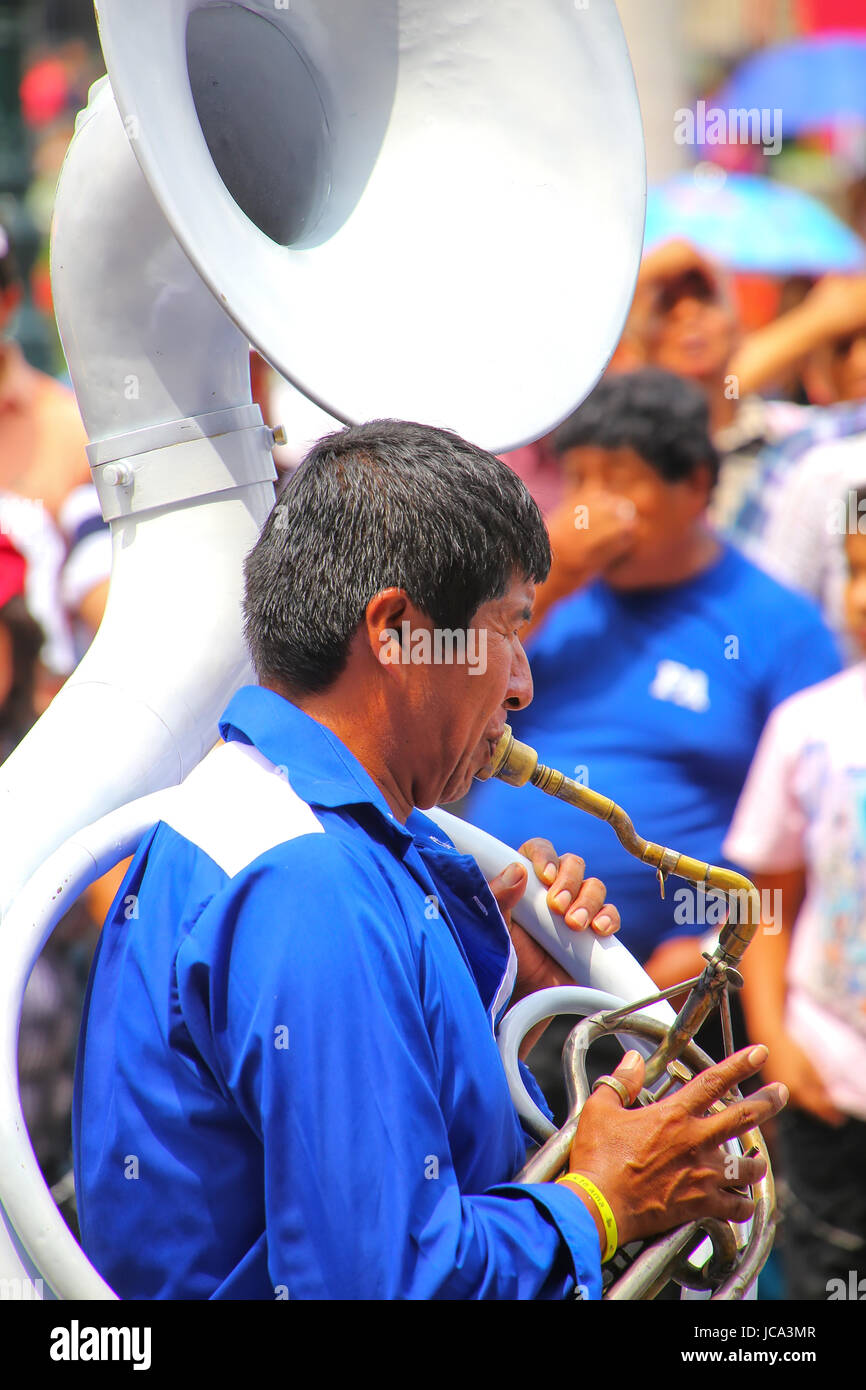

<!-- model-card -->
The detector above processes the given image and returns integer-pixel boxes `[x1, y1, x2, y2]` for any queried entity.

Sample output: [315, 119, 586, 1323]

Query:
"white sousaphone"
[0, 0, 765, 1301]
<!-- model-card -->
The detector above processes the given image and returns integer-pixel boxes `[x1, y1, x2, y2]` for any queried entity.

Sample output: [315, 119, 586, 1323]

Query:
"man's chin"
[602, 553, 645, 589]
[437, 755, 493, 805]
[436, 777, 475, 806]
[470, 759, 495, 784]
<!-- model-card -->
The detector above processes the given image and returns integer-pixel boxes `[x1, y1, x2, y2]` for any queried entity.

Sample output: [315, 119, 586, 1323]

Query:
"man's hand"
[795, 273, 866, 346]
[487, 839, 620, 1057]
[524, 490, 637, 638]
[545, 488, 637, 590]
[565, 1044, 787, 1253]
[759, 1030, 844, 1127]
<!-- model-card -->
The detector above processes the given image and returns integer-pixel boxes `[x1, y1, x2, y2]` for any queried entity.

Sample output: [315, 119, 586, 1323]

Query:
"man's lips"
[483, 728, 507, 764]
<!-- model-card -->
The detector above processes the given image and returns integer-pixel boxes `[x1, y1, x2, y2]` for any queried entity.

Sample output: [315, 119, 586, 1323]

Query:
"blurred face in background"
[845, 528, 866, 657]
[561, 444, 712, 590]
[643, 269, 739, 387]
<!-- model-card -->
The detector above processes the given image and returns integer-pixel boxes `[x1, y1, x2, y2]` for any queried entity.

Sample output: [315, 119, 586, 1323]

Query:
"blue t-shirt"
[73, 687, 601, 1300]
[464, 544, 842, 963]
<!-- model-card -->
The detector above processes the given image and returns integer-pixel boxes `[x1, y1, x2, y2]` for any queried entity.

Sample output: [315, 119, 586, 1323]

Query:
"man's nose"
[505, 642, 533, 712]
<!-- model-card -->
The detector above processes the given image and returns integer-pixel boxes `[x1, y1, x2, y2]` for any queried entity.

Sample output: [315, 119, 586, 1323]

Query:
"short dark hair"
[553, 368, 720, 486]
[243, 419, 551, 695]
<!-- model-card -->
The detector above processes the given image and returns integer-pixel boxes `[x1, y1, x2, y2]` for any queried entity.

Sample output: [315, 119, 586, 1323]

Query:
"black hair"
[243, 418, 551, 695]
[553, 368, 720, 486]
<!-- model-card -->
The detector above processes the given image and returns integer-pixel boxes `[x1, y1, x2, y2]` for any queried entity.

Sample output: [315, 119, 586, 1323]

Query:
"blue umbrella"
[707, 36, 866, 133]
[645, 170, 866, 274]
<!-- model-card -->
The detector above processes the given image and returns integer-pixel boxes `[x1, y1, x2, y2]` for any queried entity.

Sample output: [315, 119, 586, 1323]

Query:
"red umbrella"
[797, 0, 866, 33]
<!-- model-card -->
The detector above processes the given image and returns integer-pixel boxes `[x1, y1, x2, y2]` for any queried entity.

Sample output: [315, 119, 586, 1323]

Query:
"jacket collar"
[219, 685, 415, 849]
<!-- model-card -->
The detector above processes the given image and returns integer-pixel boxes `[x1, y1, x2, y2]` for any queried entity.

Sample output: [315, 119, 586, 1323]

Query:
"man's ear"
[363, 588, 411, 669]
[686, 461, 715, 513]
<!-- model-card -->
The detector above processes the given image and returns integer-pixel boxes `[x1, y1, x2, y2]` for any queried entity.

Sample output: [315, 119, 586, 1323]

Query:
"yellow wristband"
[555, 1172, 618, 1263]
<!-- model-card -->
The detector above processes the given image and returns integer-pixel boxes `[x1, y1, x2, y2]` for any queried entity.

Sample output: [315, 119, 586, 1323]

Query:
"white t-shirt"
[724, 664, 866, 1118]
[758, 431, 866, 659]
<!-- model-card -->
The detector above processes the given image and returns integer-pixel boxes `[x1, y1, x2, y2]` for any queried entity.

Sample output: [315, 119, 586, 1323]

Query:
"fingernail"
[593, 913, 612, 933]
[620, 1050, 641, 1068]
[747, 1045, 768, 1067]
[567, 907, 589, 929]
[542, 862, 557, 884]
[553, 890, 572, 911]
[502, 864, 523, 888]
[777, 1083, 789, 1105]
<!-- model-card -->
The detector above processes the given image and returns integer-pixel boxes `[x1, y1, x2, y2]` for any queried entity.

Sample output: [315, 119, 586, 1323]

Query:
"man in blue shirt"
[74, 419, 786, 1299]
[468, 370, 842, 985]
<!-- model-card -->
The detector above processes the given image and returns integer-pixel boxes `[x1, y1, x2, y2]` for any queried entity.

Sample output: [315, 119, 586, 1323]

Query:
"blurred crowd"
[3, 14, 866, 1298]
[0, 28, 111, 1221]
[464, 244, 866, 1302]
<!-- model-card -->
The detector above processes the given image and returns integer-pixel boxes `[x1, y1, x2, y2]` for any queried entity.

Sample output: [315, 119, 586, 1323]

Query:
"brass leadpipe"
[489, 727, 761, 1085]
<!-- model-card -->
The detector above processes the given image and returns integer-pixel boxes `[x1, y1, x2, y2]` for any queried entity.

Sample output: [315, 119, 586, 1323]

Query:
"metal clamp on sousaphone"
[486, 727, 776, 1300]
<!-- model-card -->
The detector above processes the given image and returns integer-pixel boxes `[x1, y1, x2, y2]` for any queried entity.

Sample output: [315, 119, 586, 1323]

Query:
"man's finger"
[703, 1082, 788, 1146]
[589, 1049, 644, 1109]
[517, 838, 560, 886]
[589, 902, 620, 937]
[707, 1189, 757, 1227]
[545, 855, 588, 916]
[487, 862, 528, 917]
[675, 1045, 775, 1115]
[562, 875, 607, 930]
[717, 1152, 767, 1192]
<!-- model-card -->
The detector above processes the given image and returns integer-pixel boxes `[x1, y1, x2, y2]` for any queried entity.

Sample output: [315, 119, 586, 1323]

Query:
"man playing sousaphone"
[73, 420, 787, 1299]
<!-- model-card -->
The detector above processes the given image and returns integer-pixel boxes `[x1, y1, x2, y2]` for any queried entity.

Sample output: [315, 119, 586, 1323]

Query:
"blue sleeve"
[519, 1060, 555, 1126]
[178, 836, 602, 1301]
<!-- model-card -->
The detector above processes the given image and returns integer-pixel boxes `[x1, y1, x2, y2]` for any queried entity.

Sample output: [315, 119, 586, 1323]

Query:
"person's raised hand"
[545, 488, 637, 592]
[799, 273, 866, 344]
[759, 1030, 844, 1127]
